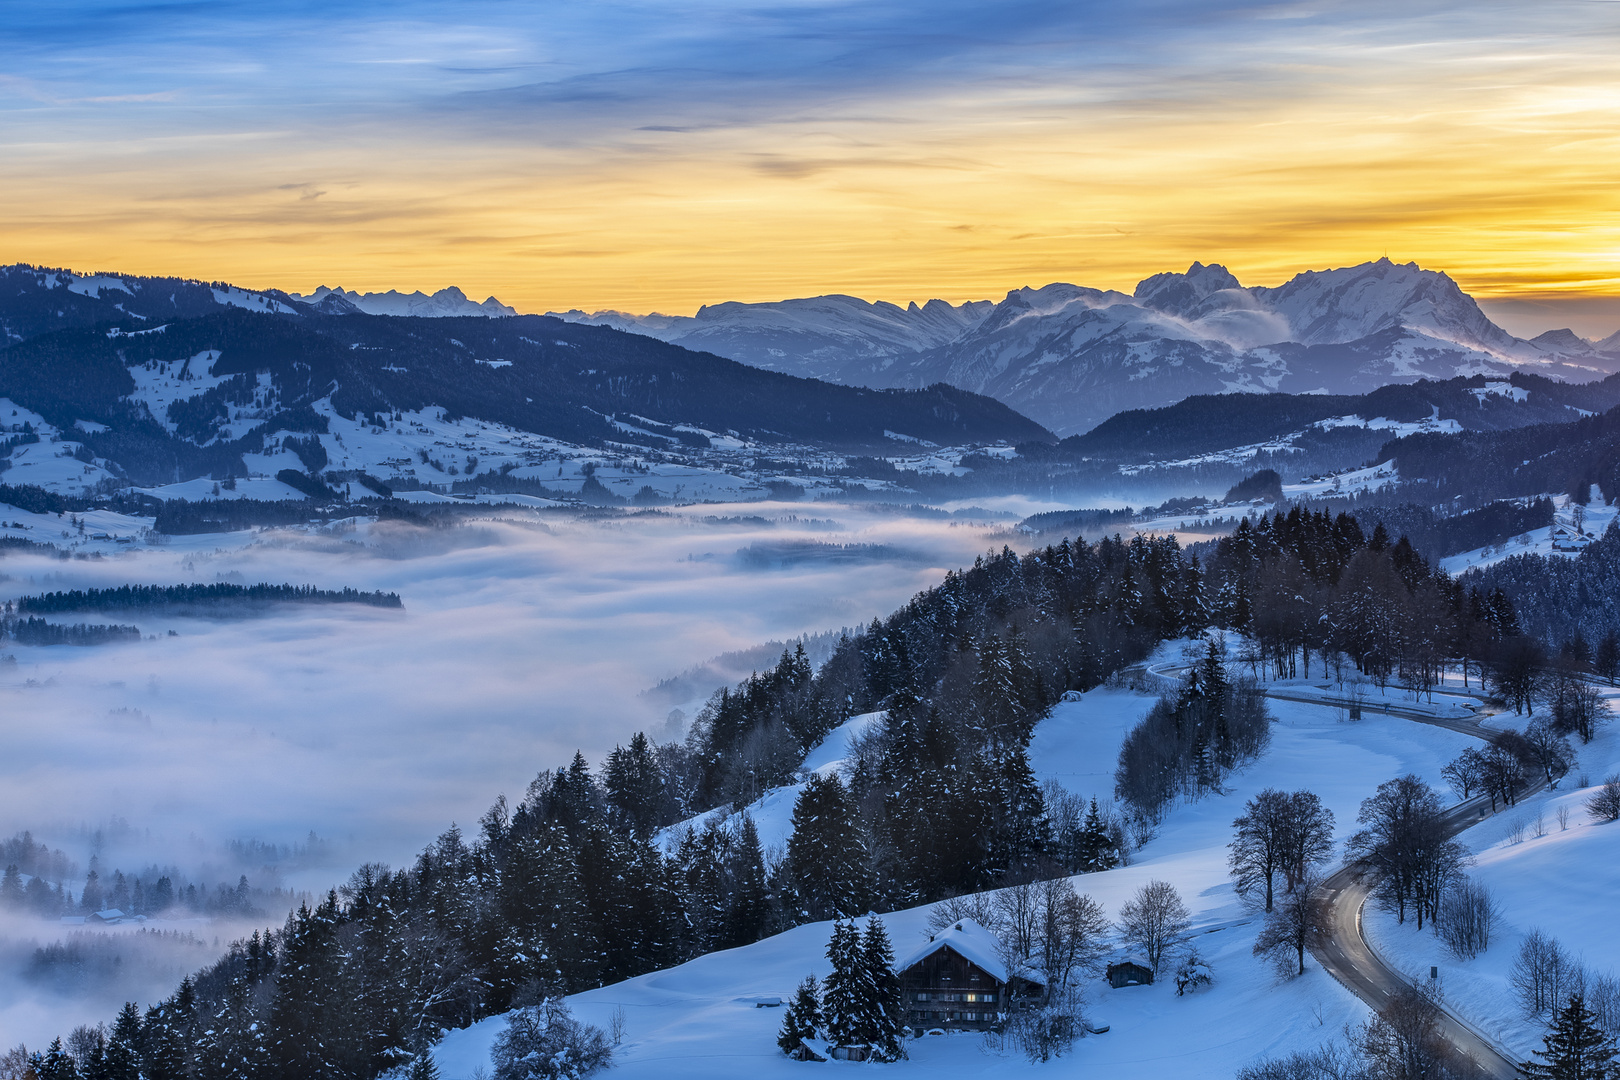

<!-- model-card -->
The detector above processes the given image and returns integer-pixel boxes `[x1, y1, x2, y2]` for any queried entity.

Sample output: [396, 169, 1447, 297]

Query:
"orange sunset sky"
[6, 1, 1620, 335]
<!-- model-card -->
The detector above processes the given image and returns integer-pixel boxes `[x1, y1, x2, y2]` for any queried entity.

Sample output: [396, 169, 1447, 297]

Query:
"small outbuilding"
[1106, 958, 1154, 988]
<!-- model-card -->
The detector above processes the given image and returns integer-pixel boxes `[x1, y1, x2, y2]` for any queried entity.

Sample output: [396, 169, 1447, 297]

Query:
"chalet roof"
[894, 917, 1009, 984]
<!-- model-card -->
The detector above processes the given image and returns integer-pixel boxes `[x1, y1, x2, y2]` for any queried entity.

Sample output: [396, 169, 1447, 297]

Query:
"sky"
[4, 2, 1620, 326]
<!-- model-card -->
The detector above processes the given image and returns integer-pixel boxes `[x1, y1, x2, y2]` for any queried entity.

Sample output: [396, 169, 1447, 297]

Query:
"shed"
[1106, 958, 1154, 988]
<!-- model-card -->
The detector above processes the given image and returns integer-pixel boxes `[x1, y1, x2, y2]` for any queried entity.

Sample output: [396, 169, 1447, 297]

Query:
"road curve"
[1282, 686, 1537, 1080]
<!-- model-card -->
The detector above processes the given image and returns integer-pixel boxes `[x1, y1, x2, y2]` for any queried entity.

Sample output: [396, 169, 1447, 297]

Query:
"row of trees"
[1, 863, 269, 920]
[777, 919, 905, 1061]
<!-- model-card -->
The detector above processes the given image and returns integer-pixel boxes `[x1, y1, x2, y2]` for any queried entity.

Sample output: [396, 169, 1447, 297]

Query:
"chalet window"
[916, 993, 929, 1001]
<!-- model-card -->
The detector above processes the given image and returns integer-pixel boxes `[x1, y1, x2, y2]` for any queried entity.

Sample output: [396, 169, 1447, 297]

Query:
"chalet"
[1106, 957, 1153, 988]
[893, 918, 1039, 1033]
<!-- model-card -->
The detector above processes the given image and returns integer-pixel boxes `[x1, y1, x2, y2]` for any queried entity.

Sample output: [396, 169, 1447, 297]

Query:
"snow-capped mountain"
[550, 294, 993, 383]
[559, 260, 1620, 436]
[292, 285, 517, 318]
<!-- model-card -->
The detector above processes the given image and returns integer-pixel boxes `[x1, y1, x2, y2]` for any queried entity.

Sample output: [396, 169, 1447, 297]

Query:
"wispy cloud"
[2, 1, 1619, 314]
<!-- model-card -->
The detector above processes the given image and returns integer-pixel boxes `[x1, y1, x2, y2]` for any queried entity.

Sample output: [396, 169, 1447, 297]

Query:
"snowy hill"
[429, 677, 1492, 1080]
[0, 307, 1049, 505]
[557, 260, 1620, 437]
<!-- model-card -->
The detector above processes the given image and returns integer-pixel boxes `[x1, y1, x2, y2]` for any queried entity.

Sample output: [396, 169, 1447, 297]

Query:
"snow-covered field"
[1366, 687, 1620, 1064]
[1440, 492, 1617, 574]
[435, 679, 1483, 1079]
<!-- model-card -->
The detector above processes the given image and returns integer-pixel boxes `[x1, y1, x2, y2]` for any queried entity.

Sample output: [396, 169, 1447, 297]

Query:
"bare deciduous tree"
[1587, 775, 1620, 823]
[1117, 879, 1191, 976]
[1436, 876, 1498, 961]
[1252, 872, 1331, 977]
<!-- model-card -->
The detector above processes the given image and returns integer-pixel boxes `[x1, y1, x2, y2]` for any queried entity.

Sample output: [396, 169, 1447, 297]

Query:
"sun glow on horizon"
[3, 1, 1620, 325]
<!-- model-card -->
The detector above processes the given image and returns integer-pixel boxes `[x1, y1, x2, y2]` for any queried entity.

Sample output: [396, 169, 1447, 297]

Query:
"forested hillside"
[0, 309, 1050, 488]
[34, 505, 1547, 1078]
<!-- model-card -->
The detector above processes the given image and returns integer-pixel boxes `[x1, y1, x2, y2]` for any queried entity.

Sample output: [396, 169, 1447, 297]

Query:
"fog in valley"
[0, 501, 1045, 1047]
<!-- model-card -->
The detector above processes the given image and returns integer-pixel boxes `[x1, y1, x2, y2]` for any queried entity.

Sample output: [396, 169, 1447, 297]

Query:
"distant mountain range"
[0, 264, 1049, 498]
[552, 260, 1620, 435]
[290, 286, 517, 319]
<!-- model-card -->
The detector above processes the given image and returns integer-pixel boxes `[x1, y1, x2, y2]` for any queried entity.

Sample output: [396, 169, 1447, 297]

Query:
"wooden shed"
[1106, 958, 1154, 988]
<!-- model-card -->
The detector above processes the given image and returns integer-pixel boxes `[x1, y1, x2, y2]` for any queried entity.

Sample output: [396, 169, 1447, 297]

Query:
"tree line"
[13, 583, 403, 615]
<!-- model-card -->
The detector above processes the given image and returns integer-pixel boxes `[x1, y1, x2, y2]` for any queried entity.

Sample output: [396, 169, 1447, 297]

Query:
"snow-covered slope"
[1366, 687, 1620, 1065]
[431, 679, 1483, 1079]
[292, 286, 516, 318]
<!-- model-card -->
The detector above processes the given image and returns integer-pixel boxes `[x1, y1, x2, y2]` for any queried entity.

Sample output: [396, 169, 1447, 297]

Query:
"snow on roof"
[893, 917, 1009, 984]
[92, 909, 126, 921]
[1109, 953, 1154, 972]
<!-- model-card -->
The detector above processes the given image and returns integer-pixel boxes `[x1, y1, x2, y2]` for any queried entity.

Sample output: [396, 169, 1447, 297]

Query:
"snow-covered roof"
[1109, 953, 1153, 972]
[92, 908, 126, 921]
[894, 917, 1010, 984]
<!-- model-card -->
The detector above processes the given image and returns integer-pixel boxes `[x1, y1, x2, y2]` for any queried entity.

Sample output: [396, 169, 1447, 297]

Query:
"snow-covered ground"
[1365, 685, 1620, 1064]
[1440, 492, 1617, 574]
[434, 678, 1483, 1079]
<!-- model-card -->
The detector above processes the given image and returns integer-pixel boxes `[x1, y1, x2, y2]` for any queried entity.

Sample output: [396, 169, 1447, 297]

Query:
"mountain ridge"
[553, 259, 1620, 435]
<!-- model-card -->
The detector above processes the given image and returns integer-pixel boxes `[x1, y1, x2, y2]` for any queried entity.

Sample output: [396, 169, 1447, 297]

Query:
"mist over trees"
[24, 501, 1574, 1077]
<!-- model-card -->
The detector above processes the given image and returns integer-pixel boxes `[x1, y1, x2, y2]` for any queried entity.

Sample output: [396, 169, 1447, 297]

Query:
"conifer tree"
[861, 918, 905, 1061]
[777, 976, 822, 1056]
[0, 863, 21, 909]
[1077, 798, 1117, 872]
[33, 1038, 78, 1080]
[783, 775, 870, 921]
[723, 815, 771, 948]
[1521, 993, 1620, 1079]
[407, 1052, 441, 1080]
[822, 920, 863, 1047]
[103, 1002, 142, 1080]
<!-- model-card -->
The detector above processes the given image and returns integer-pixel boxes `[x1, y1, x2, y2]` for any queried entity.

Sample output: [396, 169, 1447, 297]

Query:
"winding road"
[1286, 687, 1535, 1079]
[1133, 662, 1541, 1074]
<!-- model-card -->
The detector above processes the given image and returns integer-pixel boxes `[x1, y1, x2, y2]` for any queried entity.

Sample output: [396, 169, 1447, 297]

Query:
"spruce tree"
[1521, 993, 1620, 1079]
[1077, 798, 1117, 872]
[822, 920, 863, 1047]
[784, 774, 870, 921]
[723, 815, 771, 948]
[407, 1052, 442, 1080]
[34, 1038, 78, 1080]
[861, 918, 905, 1062]
[777, 976, 822, 1056]
[103, 1002, 143, 1080]
[0, 863, 21, 909]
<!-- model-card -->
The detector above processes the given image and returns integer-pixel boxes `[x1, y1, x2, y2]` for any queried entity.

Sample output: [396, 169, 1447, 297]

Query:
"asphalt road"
[1284, 686, 1539, 1080]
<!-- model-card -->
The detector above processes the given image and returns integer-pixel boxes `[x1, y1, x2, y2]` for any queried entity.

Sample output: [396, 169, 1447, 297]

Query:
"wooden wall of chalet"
[897, 945, 1007, 1031]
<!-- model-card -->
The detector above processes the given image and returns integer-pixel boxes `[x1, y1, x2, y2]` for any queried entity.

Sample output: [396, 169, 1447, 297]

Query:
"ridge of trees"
[14, 583, 402, 614]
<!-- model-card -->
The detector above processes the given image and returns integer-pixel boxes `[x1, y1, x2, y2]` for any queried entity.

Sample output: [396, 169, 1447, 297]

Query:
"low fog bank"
[0, 911, 273, 1054]
[0, 501, 1023, 1045]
